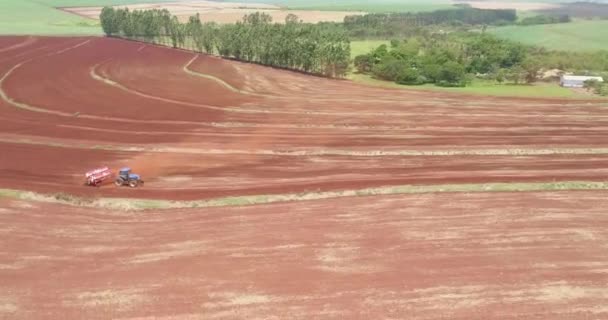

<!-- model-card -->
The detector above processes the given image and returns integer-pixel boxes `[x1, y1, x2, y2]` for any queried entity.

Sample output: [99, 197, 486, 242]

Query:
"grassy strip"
[2, 181, 608, 211]
[348, 73, 598, 99]
[5, 136, 608, 157]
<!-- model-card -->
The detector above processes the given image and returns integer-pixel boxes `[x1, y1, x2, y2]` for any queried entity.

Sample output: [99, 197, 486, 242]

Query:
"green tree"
[422, 63, 441, 83]
[285, 13, 300, 24]
[100, 7, 119, 36]
[494, 68, 506, 84]
[187, 14, 204, 52]
[396, 68, 424, 85]
[354, 54, 373, 73]
[372, 58, 408, 81]
[201, 22, 217, 54]
[583, 79, 600, 91]
[437, 61, 466, 87]
[521, 58, 542, 84]
[598, 84, 608, 96]
[168, 16, 181, 48]
[506, 65, 525, 84]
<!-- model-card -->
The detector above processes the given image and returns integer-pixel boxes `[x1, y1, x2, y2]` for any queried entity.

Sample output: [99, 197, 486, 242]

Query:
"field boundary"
[5, 134, 608, 157]
[2, 181, 607, 211]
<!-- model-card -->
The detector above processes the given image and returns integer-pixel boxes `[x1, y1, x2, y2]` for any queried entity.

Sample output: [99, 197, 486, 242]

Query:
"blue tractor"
[114, 167, 143, 188]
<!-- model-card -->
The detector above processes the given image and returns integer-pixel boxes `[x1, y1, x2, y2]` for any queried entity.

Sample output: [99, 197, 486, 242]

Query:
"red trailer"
[85, 167, 112, 187]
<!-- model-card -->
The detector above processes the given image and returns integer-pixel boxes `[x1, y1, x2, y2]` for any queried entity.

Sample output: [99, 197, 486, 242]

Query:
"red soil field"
[2, 36, 608, 200]
[2, 36, 608, 319]
[1, 192, 608, 318]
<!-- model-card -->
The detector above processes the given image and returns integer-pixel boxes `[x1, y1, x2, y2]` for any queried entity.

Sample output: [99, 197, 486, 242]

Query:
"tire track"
[0, 39, 93, 117]
[0, 44, 351, 129]
[0, 36, 37, 53]
[4, 134, 608, 157]
[184, 55, 608, 107]
[97, 57, 608, 119]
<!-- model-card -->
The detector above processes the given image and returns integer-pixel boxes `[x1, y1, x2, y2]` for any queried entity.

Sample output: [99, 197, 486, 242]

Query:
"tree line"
[537, 49, 608, 73]
[343, 7, 517, 38]
[100, 7, 351, 78]
[518, 14, 571, 26]
[354, 30, 608, 88]
[355, 33, 530, 87]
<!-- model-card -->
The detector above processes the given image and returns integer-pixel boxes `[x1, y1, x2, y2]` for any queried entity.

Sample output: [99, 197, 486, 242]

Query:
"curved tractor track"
[2, 36, 608, 319]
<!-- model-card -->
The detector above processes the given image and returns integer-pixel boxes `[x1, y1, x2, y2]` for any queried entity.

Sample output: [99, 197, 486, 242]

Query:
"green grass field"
[0, 0, 173, 36]
[490, 20, 608, 52]
[348, 73, 593, 99]
[285, 0, 451, 13]
[0, 1, 101, 35]
[350, 40, 390, 57]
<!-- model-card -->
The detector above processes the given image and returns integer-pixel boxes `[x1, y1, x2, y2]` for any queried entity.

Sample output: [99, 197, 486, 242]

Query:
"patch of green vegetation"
[490, 20, 608, 51]
[515, 10, 538, 21]
[349, 73, 592, 98]
[351, 40, 390, 58]
[2, 180, 608, 211]
[0, 189, 21, 199]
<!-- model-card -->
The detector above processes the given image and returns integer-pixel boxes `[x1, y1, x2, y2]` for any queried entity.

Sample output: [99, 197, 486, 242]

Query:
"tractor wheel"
[114, 178, 124, 187]
[129, 180, 139, 188]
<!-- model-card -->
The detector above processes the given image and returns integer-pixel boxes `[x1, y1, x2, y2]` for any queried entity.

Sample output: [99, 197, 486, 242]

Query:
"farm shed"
[560, 75, 604, 88]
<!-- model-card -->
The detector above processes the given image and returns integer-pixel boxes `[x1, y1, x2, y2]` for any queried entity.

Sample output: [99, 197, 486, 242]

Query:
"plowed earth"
[1, 36, 608, 319]
[1, 192, 608, 319]
[1, 36, 608, 200]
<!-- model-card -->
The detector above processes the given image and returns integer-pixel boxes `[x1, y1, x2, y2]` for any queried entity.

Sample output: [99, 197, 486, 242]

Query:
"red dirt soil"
[1, 192, 608, 319]
[2, 36, 608, 200]
[2, 36, 608, 319]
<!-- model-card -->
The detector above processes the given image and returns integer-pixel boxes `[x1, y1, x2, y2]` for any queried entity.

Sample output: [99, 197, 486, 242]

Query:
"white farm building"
[560, 75, 604, 88]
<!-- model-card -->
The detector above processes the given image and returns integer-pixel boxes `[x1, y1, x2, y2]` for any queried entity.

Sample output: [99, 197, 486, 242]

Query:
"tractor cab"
[115, 167, 143, 188]
[119, 167, 139, 180]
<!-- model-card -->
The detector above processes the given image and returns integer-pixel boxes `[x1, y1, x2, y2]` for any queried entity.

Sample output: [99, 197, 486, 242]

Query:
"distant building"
[560, 75, 604, 88]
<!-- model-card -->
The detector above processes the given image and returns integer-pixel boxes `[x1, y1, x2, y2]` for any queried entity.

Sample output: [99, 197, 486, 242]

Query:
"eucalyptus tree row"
[100, 7, 351, 78]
